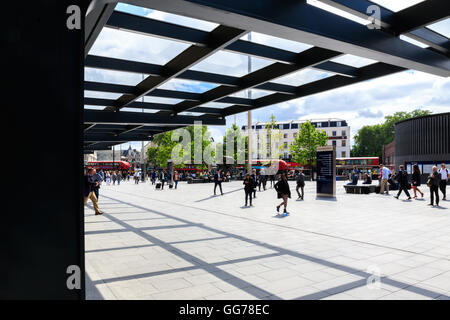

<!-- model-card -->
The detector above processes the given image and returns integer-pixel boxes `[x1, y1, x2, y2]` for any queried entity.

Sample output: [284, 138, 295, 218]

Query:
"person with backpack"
[296, 169, 305, 200]
[394, 165, 411, 200]
[427, 166, 441, 207]
[438, 163, 448, 201]
[275, 173, 291, 215]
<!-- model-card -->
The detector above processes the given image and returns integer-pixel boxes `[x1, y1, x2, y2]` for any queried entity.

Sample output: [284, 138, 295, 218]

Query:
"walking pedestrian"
[438, 163, 448, 200]
[117, 171, 122, 185]
[274, 173, 291, 215]
[112, 171, 117, 185]
[394, 165, 411, 200]
[296, 169, 305, 200]
[412, 164, 424, 198]
[105, 171, 111, 185]
[379, 164, 391, 195]
[251, 169, 258, 198]
[214, 169, 224, 195]
[92, 169, 103, 200]
[174, 171, 179, 189]
[243, 174, 254, 206]
[84, 168, 103, 215]
[151, 170, 156, 185]
[427, 166, 441, 207]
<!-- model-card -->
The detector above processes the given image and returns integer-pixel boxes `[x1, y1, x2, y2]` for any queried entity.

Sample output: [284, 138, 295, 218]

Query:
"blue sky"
[85, 2, 450, 150]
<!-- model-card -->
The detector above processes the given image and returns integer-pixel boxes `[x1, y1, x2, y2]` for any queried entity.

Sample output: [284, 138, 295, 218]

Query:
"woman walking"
[243, 174, 254, 206]
[174, 171, 179, 189]
[412, 164, 424, 198]
[275, 174, 291, 215]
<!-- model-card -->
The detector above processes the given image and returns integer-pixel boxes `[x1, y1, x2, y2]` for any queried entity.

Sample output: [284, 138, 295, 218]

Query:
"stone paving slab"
[85, 180, 450, 300]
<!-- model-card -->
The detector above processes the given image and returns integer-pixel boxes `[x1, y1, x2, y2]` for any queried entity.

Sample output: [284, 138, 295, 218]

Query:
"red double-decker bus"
[336, 157, 379, 176]
[85, 161, 130, 171]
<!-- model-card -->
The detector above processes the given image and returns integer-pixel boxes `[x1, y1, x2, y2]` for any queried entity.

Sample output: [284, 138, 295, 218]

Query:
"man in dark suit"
[394, 165, 411, 200]
[214, 169, 224, 195]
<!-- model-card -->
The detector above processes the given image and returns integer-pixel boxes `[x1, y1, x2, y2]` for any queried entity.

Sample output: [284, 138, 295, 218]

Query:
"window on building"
[282, 124, 290, 129]
[341, 151, 346, 157]
[283, 133, 288, 138]
[342, 130, 346, 136]
[332, 140, 336, 146]
[332, 131, 337, 136]
[284, 142, 288, 149]
[317, 122, 322, 127]
[256, 125, 262, 130]
[291, 123, 298, 129]
[342, 140, 346, 147]
[337, 121, 341, 126]
[293, 133, 298, 138]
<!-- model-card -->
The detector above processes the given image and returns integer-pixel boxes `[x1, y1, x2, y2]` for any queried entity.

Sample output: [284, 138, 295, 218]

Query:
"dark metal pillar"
[2, 0, 88, 299]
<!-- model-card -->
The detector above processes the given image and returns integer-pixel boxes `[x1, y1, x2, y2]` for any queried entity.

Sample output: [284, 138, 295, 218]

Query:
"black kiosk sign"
[316, 145, 336, 197]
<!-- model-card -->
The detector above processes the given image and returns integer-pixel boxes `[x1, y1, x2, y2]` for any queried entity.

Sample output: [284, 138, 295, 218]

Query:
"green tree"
[146, 125, 214, 169]
[264, 114, 283, 158]
[351, 109, 431, 158]
[222, 123, 248, 165]
[289, 121, 328, 168]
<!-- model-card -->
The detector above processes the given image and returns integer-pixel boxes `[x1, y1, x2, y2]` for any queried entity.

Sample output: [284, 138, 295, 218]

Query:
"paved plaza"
[85, 180, 450, 300]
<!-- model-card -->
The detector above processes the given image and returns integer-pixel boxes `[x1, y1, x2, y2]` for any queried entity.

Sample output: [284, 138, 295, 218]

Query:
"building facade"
[395, 112, 450, 174]
[382, 141, 395, 168]
[241, 119, 350, 160]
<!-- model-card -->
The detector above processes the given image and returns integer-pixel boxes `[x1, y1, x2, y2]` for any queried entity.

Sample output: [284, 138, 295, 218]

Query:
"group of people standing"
[379, 163, 448, 207]
[241, 169, 306, 216]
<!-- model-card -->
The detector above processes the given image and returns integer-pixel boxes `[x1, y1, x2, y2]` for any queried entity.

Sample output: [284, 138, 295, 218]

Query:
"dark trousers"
[430, 185, 439, 205]
[439, 180, 447, 199]
[296, 185, 304, 199]
[245, 190, 252, 205]
[214, 182, 223, 195]
[397, 186, 411, 198]
[175, 180, 178, 189]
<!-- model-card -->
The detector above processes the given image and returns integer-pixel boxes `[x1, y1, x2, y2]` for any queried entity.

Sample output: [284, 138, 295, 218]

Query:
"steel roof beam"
[106, 11, 359, 77]
[221, 62, 406, 116]
[86, 55, 299, 94]
[172, 47, 341, 114]
[319, 0, 450, 55]
[123, 0, 450, 76]
[85, 0, 118, 56]
[109, 24, 247, 111]
[392, 0, 449, 35]
[84, 109, 226, 125]
[85, 97, 223, 115]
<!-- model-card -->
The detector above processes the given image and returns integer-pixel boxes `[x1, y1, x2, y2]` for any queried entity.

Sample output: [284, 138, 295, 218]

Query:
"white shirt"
[381, 167, 391, 179]
[439, 167, 448, 180]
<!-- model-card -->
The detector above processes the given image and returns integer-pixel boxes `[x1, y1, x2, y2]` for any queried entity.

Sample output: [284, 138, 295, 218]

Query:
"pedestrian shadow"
[240, 206, 252, 209]
[315, 197, 337, 201]
[272, 214, 288, 219]
[194, 188, 243, 202]
[433, 206, 448, 210]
